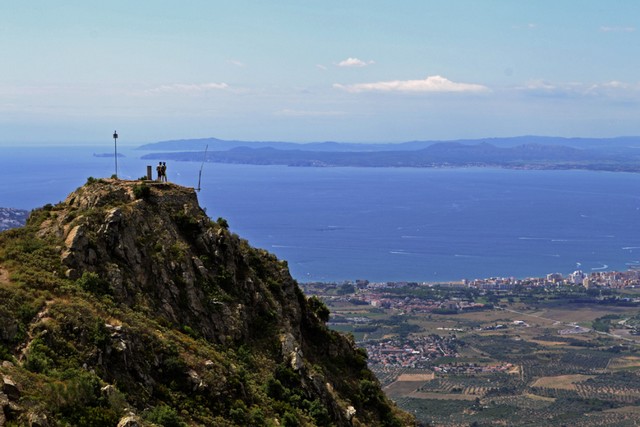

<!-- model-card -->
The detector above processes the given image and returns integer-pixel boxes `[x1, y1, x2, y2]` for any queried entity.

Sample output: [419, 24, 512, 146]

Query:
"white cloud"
[586, 80, 640, 95]
[518, 79, 640, 98]
[600, 26, 635, 33]
[600, 80, 629, 89]
[334, 75, 489, 93]
[146, 83, 229, 94]
[337, 57, 374, 68]
[512, 23, 537, 30]
[316, 64, 328, 70]
[520, 80, 558, 91]
[227, 59, 245, 67]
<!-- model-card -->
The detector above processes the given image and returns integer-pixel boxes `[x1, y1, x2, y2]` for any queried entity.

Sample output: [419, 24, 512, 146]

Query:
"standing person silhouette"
[156, 162, 162, 181]
[161, 162, 168, 182]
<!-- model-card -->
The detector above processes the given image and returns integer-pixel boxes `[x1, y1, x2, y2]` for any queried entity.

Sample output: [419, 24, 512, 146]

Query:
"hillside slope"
[0, 179, 414, 426]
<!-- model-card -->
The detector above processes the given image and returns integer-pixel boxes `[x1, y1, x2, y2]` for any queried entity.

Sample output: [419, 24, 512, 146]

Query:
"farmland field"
[315, 283, 640, 426]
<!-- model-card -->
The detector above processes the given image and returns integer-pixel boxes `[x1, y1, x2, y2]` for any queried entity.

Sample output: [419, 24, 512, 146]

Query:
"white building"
[569, 270, 585, 284]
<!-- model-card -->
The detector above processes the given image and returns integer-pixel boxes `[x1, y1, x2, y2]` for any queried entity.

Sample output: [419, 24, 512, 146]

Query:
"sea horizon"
[2, 146, 640, 283]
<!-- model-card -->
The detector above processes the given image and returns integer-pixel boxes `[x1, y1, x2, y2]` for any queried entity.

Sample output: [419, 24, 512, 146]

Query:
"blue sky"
[1, 1, 639, 145]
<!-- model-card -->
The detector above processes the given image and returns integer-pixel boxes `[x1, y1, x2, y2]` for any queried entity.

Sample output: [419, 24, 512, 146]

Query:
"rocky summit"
[0, 178, 413, 426]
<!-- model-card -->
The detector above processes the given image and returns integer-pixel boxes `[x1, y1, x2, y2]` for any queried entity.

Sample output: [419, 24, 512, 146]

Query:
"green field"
[319, 285, 640, 426]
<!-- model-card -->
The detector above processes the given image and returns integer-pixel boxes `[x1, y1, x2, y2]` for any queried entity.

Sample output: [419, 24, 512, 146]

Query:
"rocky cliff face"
[0, 179, 413, 426]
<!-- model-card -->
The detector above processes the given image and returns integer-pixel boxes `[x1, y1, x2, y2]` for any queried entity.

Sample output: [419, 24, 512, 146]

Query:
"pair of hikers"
[156, 162, 168, 182]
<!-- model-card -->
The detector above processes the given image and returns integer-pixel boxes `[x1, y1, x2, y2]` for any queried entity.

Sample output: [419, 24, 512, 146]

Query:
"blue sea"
[2, 145, 640, 283]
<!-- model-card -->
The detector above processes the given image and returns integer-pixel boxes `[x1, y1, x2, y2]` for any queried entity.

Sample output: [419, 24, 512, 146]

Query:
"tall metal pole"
[113, 130, 119, 179]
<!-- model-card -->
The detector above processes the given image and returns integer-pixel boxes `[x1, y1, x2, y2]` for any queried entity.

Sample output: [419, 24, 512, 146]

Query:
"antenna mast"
[113, 130, 119, 179]
[197, 145, 209, 192]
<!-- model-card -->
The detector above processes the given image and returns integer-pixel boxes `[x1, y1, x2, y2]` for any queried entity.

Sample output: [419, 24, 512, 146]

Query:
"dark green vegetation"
[310, 281, 640, 426]
[0, 180, 413, 426]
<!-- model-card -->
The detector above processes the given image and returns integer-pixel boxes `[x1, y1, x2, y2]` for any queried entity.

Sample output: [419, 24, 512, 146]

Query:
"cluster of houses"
[466, 269, 640, 289]
[304, 268, 640, 300]
[432, 362, 515, 375]
[365, 336, 458, 369]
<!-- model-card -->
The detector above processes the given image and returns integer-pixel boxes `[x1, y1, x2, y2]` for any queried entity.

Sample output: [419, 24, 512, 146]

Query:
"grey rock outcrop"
[0, 179, 413, 427]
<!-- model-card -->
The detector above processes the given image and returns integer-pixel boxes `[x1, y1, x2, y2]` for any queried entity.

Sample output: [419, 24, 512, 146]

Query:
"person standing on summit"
[161, 162, 168, 182]
[156, 162, 163, 181]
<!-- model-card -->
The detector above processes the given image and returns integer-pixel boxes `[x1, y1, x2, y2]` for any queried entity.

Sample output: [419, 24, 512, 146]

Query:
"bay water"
[2, 145, 640, 283]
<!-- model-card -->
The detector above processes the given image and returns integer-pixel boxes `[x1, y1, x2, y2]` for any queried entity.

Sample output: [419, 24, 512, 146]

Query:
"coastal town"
[301, 268, 640, 370]
[467, 269, 640, 290]
[302, 268, 640, 310]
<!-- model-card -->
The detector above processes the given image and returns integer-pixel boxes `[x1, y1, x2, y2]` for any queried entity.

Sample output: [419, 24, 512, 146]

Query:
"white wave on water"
[518, 237, 570, 242]
[390, 250, 419, 255]
[622, 246, 640, 250]
[591, 264, 609, 271]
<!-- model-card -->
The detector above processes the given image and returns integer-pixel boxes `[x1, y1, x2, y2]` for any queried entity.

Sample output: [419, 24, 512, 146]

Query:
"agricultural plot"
[320, 285, 640, 425]
[398, 394, 640, 427]
[541, 304, 640, 324]
[381, 306, 640, 425]
[607, 355, 640, 370]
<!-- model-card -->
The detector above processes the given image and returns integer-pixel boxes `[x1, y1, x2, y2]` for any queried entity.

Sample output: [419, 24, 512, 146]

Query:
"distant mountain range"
[138, 135, 640, 152]
[138, 136, 640, 171]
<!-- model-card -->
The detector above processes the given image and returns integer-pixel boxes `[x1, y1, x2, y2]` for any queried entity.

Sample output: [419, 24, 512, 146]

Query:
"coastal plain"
[307, 281, 640, 426]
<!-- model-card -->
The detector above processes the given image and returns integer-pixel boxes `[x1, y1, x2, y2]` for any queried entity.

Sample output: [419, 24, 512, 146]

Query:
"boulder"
[28, 412, 49, 427]
[2, 376, 20, 400]
[117, 414, 141, 427]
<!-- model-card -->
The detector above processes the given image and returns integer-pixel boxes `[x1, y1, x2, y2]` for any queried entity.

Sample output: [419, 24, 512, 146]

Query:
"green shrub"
[76, 272, 110, 296]
[0, 344, 14, 362]
[308, 399, 331, 426]
[308, 296, 330, 323]
[216, 217, 229, 229]
[132, 183, 151, 200]
[266, 378, 288, 401]
[66, 406, 119, 427]
[229, 399, 249, 424]
[281, 411, 299, 427]
[144, 405, 183, 427]
[358, 379, 383, 406]
[24, 338, 54, 373]
[174, 212, 200, 236]
[249, 407, 266, 425]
